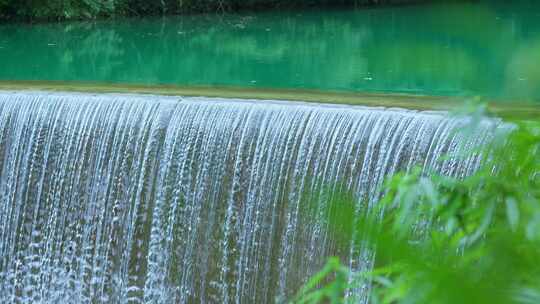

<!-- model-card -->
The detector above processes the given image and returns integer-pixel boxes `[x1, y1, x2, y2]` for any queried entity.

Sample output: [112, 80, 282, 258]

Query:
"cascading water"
[0, 91, 496, 303]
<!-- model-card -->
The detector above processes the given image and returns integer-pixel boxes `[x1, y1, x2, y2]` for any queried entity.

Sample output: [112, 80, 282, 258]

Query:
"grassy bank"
[0, 0, 437, 22]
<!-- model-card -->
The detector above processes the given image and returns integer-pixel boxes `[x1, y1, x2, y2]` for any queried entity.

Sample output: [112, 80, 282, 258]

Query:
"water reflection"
[0, 1, 539, 101]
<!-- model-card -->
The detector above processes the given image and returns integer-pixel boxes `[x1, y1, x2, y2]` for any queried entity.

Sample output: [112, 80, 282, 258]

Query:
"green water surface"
[1, 1, 539, 101]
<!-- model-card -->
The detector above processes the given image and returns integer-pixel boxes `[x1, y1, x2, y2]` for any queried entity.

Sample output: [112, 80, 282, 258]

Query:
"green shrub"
[294, 108, 540, 303]
[0, 0, 426, 21]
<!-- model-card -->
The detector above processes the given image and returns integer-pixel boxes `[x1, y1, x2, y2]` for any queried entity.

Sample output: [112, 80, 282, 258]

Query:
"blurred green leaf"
[295, 112, 540, 304]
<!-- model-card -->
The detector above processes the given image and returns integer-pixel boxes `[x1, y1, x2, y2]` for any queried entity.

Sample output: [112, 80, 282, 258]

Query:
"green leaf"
[505, 197, 520, 231]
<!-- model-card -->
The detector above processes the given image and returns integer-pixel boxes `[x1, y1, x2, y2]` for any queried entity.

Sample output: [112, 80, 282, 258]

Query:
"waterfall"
[0, 91, 496, 303]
